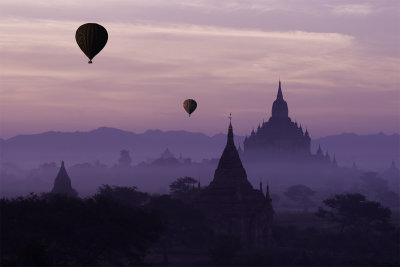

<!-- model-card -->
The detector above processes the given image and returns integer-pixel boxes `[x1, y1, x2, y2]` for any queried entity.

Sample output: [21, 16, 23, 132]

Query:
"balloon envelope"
[75, 23, 108, 63]
[183, 99, 197, 117]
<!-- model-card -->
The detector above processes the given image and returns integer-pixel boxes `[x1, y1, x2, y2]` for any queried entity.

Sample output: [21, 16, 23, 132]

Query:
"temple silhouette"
[51, 161, 78, 197]
[195, 118, 274, 248]
[243, 80, 335, 165]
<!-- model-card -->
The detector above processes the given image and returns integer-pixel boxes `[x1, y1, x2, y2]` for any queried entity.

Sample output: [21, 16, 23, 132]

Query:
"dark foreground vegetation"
[1, 185, 399, 266]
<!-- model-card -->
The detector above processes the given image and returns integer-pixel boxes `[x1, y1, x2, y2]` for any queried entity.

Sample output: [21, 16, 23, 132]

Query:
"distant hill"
[312, 133, 399, 171]
[0, 127, 398, 170]
[0, 127, 245, 168]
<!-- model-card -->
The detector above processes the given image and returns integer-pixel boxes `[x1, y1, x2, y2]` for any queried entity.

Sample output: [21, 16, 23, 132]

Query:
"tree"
[147, 195, 212, 264]
[284, 184, 316, 211]
[118, 149, 132, 167]
[169, 176, 199, 201]
[1, 193, 162, 265]
[316, 193, 392, 233]
[95, 185, 149, 206]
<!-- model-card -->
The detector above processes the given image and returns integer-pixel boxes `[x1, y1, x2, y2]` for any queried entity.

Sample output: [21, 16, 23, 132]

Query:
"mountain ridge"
[0, 127, 398, 170]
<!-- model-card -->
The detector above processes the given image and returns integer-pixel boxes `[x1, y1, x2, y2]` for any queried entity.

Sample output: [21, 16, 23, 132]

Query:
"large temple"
[243, 81, 332, 164]
[195, 119, 273, 248]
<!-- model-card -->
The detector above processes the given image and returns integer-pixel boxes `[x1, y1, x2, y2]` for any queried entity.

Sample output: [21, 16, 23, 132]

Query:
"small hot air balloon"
[75, 23, 108, 64]
[183, 99, 197, 117]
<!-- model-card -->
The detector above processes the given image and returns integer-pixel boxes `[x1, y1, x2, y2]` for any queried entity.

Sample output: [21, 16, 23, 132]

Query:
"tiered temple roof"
[195, 119, 273, 248]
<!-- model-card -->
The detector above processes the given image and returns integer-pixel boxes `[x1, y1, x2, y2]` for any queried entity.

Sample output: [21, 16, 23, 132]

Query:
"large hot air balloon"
[75, 23, 108, 64]
[183, 99, 197, 117]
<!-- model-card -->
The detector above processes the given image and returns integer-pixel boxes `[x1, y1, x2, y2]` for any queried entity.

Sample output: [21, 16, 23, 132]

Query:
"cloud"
[332, 4, 373, 16]
[0, 1, 399, 138]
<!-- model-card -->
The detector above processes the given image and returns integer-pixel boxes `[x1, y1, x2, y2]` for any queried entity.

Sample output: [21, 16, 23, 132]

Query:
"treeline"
[0, 189, 163, 266]
[1, 182, 399, 266]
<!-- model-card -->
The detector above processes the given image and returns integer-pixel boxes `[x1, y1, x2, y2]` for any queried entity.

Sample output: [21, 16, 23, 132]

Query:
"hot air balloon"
[75, 23, 108, 64]
[183, 99, 197, 117]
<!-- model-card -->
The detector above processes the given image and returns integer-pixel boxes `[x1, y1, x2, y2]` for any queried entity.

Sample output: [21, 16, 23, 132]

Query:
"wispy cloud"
[0, 1, 399, 138]
[331, 4, 373, 16]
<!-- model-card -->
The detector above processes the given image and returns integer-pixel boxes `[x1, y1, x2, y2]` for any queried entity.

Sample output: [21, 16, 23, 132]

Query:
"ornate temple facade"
[51, 161, 78, 197]
[195, 120, 274, 248]
[243, 81, 333, 164]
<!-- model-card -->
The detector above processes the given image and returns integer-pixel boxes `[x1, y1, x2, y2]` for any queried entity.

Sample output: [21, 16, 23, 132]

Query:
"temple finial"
[277, 80, 283, 99]
[227, 114, 234, 145]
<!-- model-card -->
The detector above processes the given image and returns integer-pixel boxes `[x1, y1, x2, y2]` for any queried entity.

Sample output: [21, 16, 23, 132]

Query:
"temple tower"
[195, 118, 273, 248]
[51, 161, 78, 197]
[243, 81, 311, 160]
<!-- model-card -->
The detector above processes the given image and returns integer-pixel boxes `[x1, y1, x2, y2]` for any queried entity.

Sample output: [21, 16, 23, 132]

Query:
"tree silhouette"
[169, 176, 199, 201]
[147, 195, 212, 263]
[1, 192, 162, 265]
[316, 193, 391, 233]
[95, 185, 149, 206]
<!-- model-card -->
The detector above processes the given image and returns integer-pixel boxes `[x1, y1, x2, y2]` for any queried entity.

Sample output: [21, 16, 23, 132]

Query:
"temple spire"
[227, 113, 234, 145]
[216, 117, 244, 170]
[272, 80, 288, 118]
[277, 80, 283, 99]
[51, 161, 78, 197]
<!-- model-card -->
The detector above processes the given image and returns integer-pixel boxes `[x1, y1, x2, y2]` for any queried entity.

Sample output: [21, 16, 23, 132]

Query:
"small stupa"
[51, 161, 78, 197]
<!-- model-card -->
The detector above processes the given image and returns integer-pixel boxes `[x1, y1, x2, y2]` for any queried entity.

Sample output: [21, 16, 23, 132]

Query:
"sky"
[0, 0, 399, 139]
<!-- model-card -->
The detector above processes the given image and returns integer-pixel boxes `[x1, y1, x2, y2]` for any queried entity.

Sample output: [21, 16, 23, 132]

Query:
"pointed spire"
[216, 117, 244, 170]
[277, 80, 283, 99]
[51, 161, 77, 197]
[227, 113, 234, 146]
[259, 179, 263, 193]
[272, 79, 289, 118]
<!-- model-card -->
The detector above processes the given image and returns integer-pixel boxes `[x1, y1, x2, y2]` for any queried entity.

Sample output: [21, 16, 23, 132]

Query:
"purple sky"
[0, 0, 399, 139]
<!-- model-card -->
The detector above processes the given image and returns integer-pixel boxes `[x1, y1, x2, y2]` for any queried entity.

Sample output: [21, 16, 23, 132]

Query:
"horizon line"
[1, 126, 398, 141]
